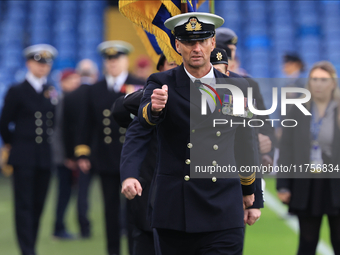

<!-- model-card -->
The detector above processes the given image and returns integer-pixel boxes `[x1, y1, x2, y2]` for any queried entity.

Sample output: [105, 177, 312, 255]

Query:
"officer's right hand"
[151, 85, 168, 115]
[121, 178, 142, 200]
[243, 194, 255, 210]
[78, 159, 91, 174]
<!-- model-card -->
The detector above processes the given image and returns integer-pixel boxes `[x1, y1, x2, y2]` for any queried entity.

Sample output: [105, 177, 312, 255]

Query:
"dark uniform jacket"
[0, 80, 56, 168]
[138, 65, 257, 233]
[277, 104, 340, 210]
[75, 75, 144, 174]
[63, 84, 91, 160]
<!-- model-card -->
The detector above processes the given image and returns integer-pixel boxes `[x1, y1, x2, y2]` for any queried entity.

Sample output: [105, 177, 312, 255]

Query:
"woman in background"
[277, 61, 340, 255]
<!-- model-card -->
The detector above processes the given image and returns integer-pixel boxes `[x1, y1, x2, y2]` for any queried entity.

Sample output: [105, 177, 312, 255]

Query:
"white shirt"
[105, 71, 128, 93]
[184, 64, 216, 112]
[26, 72, 47, 93]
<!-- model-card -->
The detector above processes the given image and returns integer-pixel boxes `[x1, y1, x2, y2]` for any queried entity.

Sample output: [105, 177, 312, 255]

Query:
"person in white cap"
[0, 44, 57, 255]
[74, 40, 144, 255]
[122, 13, 257, 254]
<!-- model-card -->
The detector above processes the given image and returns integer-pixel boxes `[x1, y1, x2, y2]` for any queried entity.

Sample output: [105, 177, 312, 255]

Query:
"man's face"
[104, 55, 129, 77]
[213, 64, 227, 74]
[61, 73, 81, 93]
[26, 60, 52, 78]
[175, 37, 215, 69]
[227, 44, 237, 60]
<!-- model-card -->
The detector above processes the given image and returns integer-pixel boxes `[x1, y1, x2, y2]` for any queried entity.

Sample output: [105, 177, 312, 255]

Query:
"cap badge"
[41, 51, 52, 59]
[216, 52, 223, 61]
[105, 47, 117, 55]
[186, 17, 202, 31]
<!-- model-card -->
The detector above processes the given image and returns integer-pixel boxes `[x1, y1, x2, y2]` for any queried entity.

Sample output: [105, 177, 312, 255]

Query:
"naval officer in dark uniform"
[122, 13, 257, 254]
[74, 41, 144, 255]
[62, 59, 99, 238]
[210, 48, 263, 226]
[0, 44, 58, 255]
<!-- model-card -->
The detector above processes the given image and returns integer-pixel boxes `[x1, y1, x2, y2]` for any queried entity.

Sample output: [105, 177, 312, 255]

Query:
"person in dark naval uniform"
[210, 48, 263, 227]
[112, 54, 177, 255]
[122, 13, 257, 255]
[74, 41, 144, 255]
[0, 44, 58, 255]
[62, 59, 99, 238]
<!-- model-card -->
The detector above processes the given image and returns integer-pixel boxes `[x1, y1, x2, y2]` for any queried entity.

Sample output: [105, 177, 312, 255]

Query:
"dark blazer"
[76, 75, 144, 174]
[0, 80, 56, 168]
[138, 65, 257, 233]
[277, 104, 340, 210]
[63, 84, 91, 159]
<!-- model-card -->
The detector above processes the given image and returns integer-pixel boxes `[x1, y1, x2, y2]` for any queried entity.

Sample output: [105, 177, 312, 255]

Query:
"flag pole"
[181, 0, 188, 13]
[209, 0, 215, 14]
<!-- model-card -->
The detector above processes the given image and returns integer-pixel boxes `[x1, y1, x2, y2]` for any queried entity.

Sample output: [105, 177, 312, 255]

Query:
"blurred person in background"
[282, 53, 305, 83]
[0, 44, 57, 255]
[210, 48, 262, 228]
[62, 59, 99, 238]
[52, 69, 81, 240]
[74, 41, 144, 255]
[275, 53, 306, 142]
[115, 53, 177, 255]
[133, 55, 153, 80]
[216, 27, 275, 167]
[277, 61, 340, 255]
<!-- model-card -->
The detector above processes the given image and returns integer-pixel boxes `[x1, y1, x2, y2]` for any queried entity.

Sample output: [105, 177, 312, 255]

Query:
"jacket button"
[46, 120, 53, 126]
[104, 127, 111, 135]
[35, 136, 43, 144]
[187, 143, 193, 149]
[119, 127, 126, 134]
[212, 160, 217, 166]
[213, 145, 219, 150]
[35, 128, 43, 135]
[35, 119, 43, 126]
[103, 109, 111, 117]
[212, 177, 217, 182]
[35, 111, 42, 118]
[184, 175, 190, 181]
[119, 136, 126, 144]
[216, 131, 221, 137]
[47, 128, 53, 136]
[103, 118, 111, 126]
[46, 112, 53, 118]
[104, 136, 112, 144]
[185, 159, 191, 165]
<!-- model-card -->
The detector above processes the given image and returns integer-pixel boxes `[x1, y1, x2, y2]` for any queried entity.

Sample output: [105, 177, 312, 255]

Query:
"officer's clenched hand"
[151, 85, 168, 115]
[243, 194, 255, 210]
[121, 178, 142, 200]
[78, 159, 91, 174]
[244, 208, 261, 226]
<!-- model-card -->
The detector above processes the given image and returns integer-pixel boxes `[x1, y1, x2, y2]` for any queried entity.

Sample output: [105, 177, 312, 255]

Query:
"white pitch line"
[264, 189, 334, 255]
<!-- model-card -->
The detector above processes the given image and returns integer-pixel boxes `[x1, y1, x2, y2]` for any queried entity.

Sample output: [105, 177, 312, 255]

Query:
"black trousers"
[132, 228, 155, 255]
[54, 165, 92, 236]
[13, 166, 51, 255]
[156, 227, 244, 255]
[298, 215, 340, 255]
[99, 173, 121, 255]
[54, 165, 73, 234]
[77, 169, 93, 236]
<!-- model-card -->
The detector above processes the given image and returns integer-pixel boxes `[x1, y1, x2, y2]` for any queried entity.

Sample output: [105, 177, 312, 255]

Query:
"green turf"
[0, 176, 334, 255]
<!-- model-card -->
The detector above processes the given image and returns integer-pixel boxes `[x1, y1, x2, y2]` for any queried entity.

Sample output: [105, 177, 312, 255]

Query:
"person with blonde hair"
[277, 61, 340, 255]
